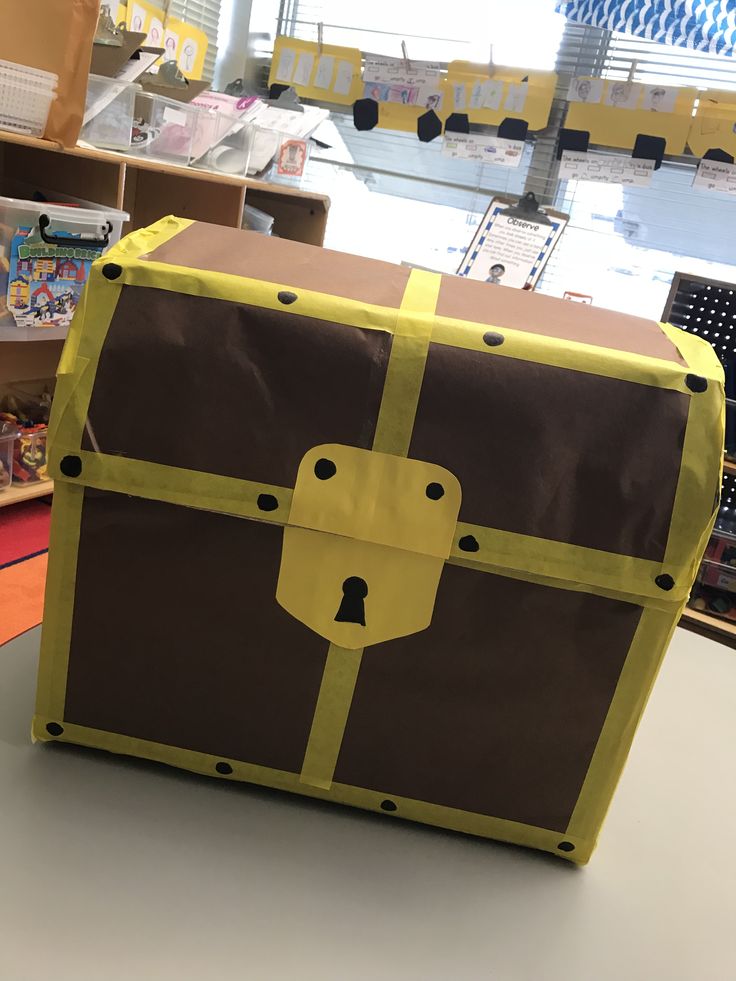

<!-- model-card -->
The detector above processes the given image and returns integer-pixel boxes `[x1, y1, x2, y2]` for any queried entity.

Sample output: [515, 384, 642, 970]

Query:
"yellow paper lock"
[276, 444, 461, 648]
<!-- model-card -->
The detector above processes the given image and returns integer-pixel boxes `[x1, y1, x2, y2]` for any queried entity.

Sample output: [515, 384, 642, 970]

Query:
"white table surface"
[1, 625, 734, 981]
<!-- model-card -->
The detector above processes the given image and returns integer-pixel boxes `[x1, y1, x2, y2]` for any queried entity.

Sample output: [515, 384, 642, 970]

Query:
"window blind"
[265, 4, 736, 314]
[537, 24, 736, 314]
[168, 0, 223, 80]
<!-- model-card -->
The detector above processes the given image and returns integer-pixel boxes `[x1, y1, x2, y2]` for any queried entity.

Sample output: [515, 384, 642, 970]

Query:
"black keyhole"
[334, 577, 368, 626]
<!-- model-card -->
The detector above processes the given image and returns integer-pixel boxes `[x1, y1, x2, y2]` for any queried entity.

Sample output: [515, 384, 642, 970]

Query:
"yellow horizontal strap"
[119, 258, 401, 337]
[432, 315, 707, 391]
[450, 522, 685, 604]
[32, 717, 592, 863]
[49, 449, 293, 526]
[49, 449, 689, 609]
[103, 214, 195, 263]
[565, 604, 678, 844]
[448, 555, 675, 613]
[299, 644, 364, 790]
[372, 268, 442, 456]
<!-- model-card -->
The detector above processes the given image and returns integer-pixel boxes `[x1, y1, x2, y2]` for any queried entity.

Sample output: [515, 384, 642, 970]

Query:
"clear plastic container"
[242, 203, 275, 236]
[252, 128, 310, 186]
[0, 59, 57, 137]
[0, 421, 19, 492]
[127, 92, 200, 164]
[81, 74, 140, 151]
[11, 425, 48, 484]
[0, 195, 129, 332]
[191, 114, 255, 177]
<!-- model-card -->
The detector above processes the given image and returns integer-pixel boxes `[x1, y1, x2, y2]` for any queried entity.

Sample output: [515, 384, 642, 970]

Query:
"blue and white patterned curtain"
[555, 1, 736, 56]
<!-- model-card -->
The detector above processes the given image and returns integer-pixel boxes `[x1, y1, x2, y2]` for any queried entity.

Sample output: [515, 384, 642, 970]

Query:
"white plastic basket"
[0, 60, 57, 137]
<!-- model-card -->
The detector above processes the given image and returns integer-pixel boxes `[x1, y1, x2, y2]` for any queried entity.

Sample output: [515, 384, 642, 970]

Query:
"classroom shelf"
[679, 605, 736, 649]
[0, 129, 331, 508]
[0, 480, 52, 509]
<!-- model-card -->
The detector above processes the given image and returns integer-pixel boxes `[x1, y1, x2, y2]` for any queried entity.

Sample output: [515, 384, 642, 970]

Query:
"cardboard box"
[35, 217, 724, 863]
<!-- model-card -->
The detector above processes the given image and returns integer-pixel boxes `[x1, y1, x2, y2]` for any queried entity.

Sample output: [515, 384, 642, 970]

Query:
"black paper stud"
[269, 83, 290, 100]
[353, 98, 379, 131]
[498, 118, 529, 142]
[426, 482, 445, 500]
[633, 134, 666, 170]
[257, 494, 279, 512]
[46, 722, 64, 736]
[655, 574, 675, 591]
[277, 291, 298, 305]
[685, 374, 708, 393]
[60, 455, 82, 478]
[315, 458, 337, 480]
[703, 148, 735, 164]
[102, 263, 122, 280]
[483, 331, 505, 347]
[557, 841, 575, 852]
[215, 762, 233, 775]
[380, 799, 398, 812]
[444, 112, 470, 135]
[459, 535, 480, 553]
[557, 127, 590, 160]
[417, 109, 442, 143]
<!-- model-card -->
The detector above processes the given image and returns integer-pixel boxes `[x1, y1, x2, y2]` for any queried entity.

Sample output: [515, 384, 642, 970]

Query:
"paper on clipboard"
[458, 195, 568, 289]
[83, 50, 161, 125]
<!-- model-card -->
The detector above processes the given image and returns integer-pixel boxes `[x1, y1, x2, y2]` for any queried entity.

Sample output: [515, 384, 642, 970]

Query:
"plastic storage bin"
[11, 424, 48, 484]
[191, 113, 255, 176]
[81, 74, 140, 151]
[128, 92, 200, 164]
[0, 59, 57, 137]
[0, 195, 129, 332]
[0, 421, 19, 492]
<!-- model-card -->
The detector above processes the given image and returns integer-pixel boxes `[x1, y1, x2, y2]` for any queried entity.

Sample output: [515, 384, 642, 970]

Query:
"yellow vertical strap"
[34, 482, 85, 726]
[299, 269, 442, 790]
[565, 605, 677, 852]
[299, 644, 364, 790]
[371, 268, 442, 456]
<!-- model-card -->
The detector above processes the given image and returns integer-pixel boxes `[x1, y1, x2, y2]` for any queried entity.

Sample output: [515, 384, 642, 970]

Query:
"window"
[267, 4, 736, 315]
[169, 0, 224, 80]
[277, 1, 565, 269]
[539, 26, 736, 315]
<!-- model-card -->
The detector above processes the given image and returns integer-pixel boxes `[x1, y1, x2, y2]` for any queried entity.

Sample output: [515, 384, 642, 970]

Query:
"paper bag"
[0, 0, 99, 148]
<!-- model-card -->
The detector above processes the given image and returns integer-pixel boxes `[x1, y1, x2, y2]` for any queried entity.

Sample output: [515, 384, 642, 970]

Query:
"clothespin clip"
[401, 40, 410, 73]
[488, 44, 495, 79]
[627, 60, 639, 84]
[317, 22, 324, 57]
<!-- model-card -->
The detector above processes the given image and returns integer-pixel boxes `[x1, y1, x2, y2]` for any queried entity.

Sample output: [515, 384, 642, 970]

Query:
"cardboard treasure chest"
[34, 217, 724, 863]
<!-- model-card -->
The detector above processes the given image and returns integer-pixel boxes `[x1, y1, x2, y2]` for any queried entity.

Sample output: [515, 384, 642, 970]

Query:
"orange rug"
[0, 552, 48, 645]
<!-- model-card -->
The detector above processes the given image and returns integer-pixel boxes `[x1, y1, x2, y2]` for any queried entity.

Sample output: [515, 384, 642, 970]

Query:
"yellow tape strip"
[299, 644, 364, 790]
[565, 604, 678, 845]
[125, 258, 401, 337]
[34, 482, 85, 721]
[448, 554, 676, 612]
[451, 521, 683, 604]
[49, 450, 293, 527]
[298, 268, 442, 789]
[372, 268, 442, 456]
[658, 323, 726, 581]
[32, 716, 591, 862]
[431, 315, 713, 390]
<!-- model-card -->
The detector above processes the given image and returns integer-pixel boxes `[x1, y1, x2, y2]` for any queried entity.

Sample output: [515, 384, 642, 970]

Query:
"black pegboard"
[663, 272, 736, 457]
[715, 472, 736, 535]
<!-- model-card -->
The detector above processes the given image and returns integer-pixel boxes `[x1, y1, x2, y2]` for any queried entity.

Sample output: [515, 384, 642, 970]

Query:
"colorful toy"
[7, 223, 106, 330]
